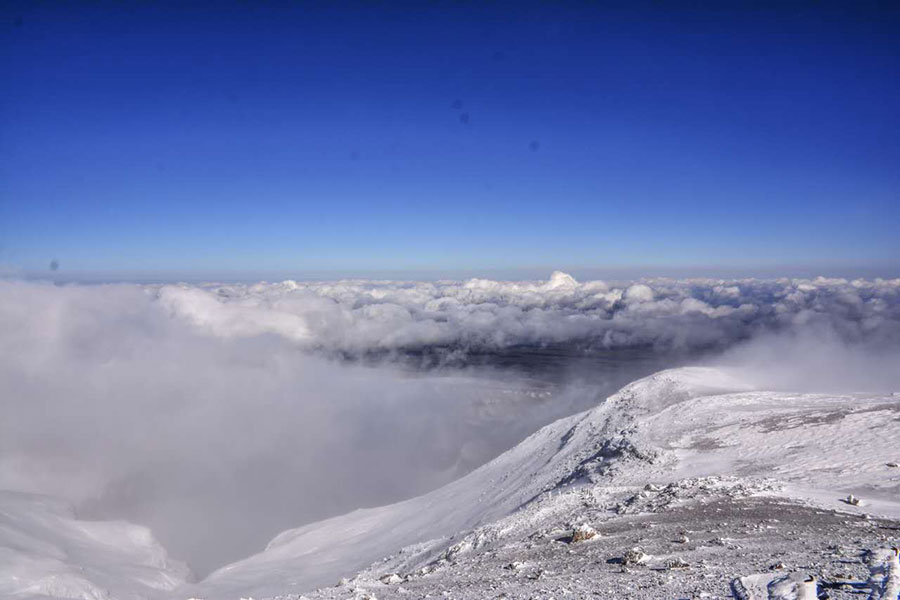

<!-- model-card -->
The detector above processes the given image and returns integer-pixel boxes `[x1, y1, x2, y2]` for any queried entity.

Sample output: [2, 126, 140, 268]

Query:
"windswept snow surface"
[0, 491, 189, 600]
[188, 366, 900, 599]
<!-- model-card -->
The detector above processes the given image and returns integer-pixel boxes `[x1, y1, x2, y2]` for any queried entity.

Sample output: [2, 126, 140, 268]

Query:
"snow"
[172, 368, 898, 598]
[183, 366, 900, 599]
[733, 572, 818, 599]
[4, 274, 899, 579]
[641, 383, 900, 518]
[0, 491, 190, 600]
[186, 368, 745, 598]
[3, 364, 899, 599]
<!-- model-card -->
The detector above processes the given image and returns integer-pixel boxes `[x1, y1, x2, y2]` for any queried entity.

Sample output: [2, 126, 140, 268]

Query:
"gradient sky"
[1, 1, 898, 278]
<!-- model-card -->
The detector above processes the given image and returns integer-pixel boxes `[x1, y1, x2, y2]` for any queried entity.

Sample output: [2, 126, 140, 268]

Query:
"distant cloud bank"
[148, 271, 900, 355]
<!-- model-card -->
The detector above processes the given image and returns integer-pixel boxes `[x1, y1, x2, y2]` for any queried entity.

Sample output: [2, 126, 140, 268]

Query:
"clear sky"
[1, 1, 898, 279]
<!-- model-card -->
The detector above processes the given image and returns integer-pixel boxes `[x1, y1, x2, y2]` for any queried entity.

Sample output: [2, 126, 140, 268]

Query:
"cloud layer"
[1, 272, 898, 576]
[158, 271, 900, 355]
[0, 278, 603, 576]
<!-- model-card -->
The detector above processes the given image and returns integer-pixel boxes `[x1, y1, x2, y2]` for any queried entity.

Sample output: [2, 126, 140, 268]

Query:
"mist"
[0, 279, 607, 576]
[1, 273, 898, 577]
[715, 329, 900, 394]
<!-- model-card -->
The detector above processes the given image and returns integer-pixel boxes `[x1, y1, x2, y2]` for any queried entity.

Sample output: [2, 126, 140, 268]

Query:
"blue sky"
[1, 1, 898, 279]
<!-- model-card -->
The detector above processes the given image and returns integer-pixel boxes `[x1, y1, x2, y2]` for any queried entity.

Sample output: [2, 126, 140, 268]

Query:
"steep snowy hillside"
[5, 366, 897, 600]
[0, 491, 190, 600]
[189, 367, 900, 600]
[189, 368, 750, 598]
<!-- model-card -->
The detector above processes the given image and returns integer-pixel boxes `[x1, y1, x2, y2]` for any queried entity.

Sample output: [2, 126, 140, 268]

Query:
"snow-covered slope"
[643, 386, 900, 516]
[190, 367, 755, 598]
[8, 365, 896, 600]
[190, 366, 900, 600]
[0, 491, 190, 600]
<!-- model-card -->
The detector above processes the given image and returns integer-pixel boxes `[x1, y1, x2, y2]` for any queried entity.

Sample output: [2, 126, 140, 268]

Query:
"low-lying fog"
[1, 273, 898, 576]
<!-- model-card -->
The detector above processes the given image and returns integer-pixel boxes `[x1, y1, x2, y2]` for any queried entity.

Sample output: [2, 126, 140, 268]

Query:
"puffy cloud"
[150, 273, 900, 356]
[624, 283, 654, 303]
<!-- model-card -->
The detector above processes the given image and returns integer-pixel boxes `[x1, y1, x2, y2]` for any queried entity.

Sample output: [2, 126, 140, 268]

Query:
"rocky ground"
[285, 480, 898, 600]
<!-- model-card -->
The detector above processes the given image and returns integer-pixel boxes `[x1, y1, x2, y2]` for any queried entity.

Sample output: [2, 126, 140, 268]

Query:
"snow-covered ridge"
[3, 365, 898, 599]
[188, 366, 900, 599]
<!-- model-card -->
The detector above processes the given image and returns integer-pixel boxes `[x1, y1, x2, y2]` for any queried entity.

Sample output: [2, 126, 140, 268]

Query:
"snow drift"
[0, 491, 189, 600]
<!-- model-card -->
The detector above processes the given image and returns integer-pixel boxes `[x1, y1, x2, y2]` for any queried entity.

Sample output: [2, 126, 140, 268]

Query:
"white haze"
[1, 272, 898, 577]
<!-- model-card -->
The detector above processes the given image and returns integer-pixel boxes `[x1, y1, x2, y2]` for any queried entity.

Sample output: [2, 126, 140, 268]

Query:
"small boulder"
[571, 523, 598, 543]
[622, 547, 650, 566]
[379, 573, 403, 585]
[665, 557, 690, 569]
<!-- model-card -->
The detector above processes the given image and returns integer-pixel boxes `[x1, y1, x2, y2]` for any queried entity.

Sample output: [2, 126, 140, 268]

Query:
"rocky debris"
[559, 436, 658, 485]
[290, 495, 899, 600]
[570, 523, 597, 543]
[614, 476, 779, 515]
[441, 531, 489, 563]
[846, 494, 862, 506]
[621, 547, 651, 566]
[663, 557, 690, 569]
[412, 564, 436, 578]
[378, 573, 403, 585]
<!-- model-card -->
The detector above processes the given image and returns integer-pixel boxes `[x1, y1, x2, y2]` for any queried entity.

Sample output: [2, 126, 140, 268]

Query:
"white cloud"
[0, 279, 605, 575]
[146, 272, 900, 355]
